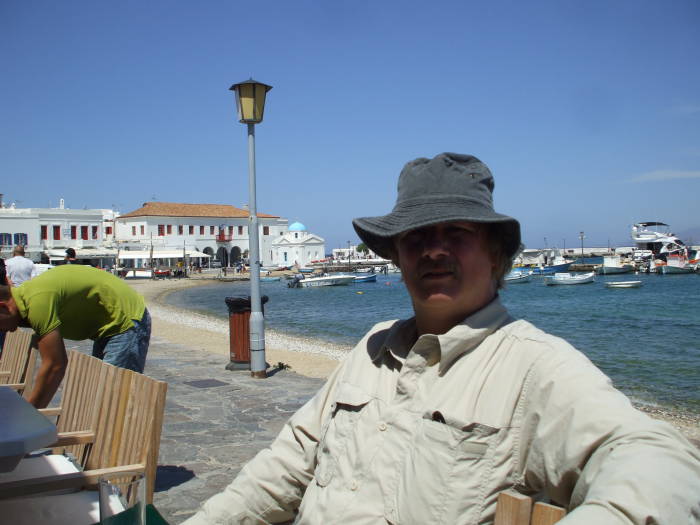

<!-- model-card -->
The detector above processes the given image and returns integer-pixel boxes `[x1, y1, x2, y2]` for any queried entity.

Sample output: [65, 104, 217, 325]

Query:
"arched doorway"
[216, 247, 229, 267]
[203, 247, 214, 257]
[230, 246, 241, 264]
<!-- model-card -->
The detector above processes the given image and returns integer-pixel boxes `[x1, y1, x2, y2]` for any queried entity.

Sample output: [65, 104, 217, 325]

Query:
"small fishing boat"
[545, 272, 595, 286]
[354, 274, 377, 283]
[595, 255, 634, 275]
[605, 280, 643, 288]
[288, 274, 355, 288]
[298, 267, 315, 274]
[504, 270, 530, 284]
[656, 254, 696, 274]
[260, 276, 281, 282]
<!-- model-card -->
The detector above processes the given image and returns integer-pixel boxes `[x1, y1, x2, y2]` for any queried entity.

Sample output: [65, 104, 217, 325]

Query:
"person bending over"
[0, 264, 151, 408]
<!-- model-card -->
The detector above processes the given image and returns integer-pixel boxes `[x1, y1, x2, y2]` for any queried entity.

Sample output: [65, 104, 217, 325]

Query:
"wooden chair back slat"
[52, 351, 107, 463]
[80, 360, 166, 504]
[0, 328, 38, 392]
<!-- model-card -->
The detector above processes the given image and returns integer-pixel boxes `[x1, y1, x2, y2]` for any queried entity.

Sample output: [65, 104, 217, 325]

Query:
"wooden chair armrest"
[2, 383, 23, 391]
[0, 463, 146, 500]
[532, 501, 566, 525]
[495, 492, 532, 525]
[38, 407, 63, 417]
[51, 430, 96, 447]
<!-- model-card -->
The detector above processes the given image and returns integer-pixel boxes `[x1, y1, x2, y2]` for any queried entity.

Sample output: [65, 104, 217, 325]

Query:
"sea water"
[165, 273, 700, 413]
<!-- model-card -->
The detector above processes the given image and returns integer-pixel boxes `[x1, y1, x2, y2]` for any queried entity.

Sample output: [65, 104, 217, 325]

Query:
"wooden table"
[0, 386, 57, 472]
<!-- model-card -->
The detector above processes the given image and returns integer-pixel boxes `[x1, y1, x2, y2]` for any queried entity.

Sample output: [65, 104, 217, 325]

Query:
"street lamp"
[230, 78, 272, 379]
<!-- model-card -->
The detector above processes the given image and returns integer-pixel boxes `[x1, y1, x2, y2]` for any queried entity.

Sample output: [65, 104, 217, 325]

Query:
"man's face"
[395, 221, 496, 323]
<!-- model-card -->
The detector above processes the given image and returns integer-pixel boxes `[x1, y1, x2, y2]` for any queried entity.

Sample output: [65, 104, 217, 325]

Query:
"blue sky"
[2, 0, 699, 251]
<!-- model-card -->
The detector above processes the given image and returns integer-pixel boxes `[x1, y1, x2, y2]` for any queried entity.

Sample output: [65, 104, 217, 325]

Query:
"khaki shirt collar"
[375, 297, 513, 375]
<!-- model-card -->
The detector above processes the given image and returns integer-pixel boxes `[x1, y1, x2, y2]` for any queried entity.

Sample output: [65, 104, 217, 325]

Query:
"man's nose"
[421, 230, 450, 258]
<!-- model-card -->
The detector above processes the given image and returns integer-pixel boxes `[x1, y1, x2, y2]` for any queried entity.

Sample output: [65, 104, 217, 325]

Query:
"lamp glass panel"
[237, 84, 256, 122]
[253, 84, 267, 122]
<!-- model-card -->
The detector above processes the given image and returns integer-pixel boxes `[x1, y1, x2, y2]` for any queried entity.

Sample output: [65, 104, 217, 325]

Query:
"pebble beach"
[125, 275, 700, 445]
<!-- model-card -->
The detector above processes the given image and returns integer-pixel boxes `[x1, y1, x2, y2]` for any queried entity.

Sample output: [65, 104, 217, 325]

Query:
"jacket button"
[378, 422, 387, 431]
[350, 479, 358, 491]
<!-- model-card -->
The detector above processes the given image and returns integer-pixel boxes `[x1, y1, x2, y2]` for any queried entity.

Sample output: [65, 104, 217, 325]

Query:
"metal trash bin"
[224, 295, 269, 371]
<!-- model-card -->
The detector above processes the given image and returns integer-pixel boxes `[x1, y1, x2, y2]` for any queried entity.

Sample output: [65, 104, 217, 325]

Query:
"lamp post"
[579, 231, 585, 261]
[230, 78, 272, 379]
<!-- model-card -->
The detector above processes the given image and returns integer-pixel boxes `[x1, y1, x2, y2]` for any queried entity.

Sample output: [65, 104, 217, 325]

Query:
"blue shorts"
[92, 309, 151, 373]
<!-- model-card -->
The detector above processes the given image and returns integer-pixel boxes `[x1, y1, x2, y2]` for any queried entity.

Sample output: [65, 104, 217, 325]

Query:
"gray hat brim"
[353, 196, 521, 261]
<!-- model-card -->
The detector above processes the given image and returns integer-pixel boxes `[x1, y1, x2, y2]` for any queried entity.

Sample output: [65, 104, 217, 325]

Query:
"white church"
[270, 221, 326, 268]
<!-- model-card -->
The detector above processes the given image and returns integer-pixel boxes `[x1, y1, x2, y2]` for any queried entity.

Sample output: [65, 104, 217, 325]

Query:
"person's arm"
[520, 346, 700, 523]
[26, 328, 68, 408]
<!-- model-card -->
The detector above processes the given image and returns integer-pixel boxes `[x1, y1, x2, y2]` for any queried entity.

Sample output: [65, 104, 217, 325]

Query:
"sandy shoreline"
[127, 274, 343, 379]
[126, 275, 700, 444]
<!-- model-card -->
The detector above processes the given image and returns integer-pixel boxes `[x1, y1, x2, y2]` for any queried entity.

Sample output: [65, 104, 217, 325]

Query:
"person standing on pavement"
[0, 264, 151, 408]
[5, 245, 35, 286]
[185, 153, 700, 524]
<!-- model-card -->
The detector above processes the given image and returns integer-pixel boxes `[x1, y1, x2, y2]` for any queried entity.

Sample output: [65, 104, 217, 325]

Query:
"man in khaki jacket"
[186, 153, 700, 524]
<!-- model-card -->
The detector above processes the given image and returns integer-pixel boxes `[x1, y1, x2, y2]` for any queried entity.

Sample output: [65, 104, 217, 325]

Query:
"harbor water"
[166, 272, 700, 414]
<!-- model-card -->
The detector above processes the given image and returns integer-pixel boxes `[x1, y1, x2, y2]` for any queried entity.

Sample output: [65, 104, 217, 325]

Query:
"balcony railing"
[216, 233, 232, 242]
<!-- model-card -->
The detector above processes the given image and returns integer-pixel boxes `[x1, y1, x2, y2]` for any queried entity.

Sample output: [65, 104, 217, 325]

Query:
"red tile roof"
[118, 202, 279, 219]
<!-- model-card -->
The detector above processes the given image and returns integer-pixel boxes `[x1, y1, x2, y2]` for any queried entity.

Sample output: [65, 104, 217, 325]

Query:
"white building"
[270, 222, 326, 267]
[115, 202, 288, 267]
[0, 196, 118, 264]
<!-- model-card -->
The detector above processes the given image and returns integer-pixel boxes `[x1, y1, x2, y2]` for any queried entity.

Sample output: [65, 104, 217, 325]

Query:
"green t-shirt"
[12, 265, 146, 340]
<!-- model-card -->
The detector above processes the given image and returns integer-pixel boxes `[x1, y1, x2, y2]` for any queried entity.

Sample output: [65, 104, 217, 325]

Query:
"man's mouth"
[420, 268, 454, 279]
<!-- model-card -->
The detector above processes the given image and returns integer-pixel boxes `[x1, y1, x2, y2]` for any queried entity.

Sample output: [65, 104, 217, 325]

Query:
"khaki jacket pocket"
[393, 416, 495, 525]
[314, 382, 373, 487]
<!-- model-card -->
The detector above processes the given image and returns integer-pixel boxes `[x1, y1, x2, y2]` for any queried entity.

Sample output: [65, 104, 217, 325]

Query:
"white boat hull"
[545, 272, 595, 285]
[505, 271, 530, 284]
[606, 280, 643, 288]
[296, 275, 355, 287]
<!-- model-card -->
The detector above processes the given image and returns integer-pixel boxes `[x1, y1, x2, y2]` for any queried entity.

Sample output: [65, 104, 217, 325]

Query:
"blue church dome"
[289, 221, 307, 232]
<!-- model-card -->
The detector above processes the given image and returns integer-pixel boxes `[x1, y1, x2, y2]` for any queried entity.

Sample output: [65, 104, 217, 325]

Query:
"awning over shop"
[115, 250, 211, 260]
[47, 248, 119, 262]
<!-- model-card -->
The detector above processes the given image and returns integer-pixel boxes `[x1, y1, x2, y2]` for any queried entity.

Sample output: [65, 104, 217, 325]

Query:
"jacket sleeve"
[519, 343, 700, 524]
[183, 362, 346, 524]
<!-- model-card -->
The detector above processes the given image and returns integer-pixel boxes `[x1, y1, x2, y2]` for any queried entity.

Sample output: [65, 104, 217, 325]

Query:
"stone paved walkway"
[71, 335, 325, 524]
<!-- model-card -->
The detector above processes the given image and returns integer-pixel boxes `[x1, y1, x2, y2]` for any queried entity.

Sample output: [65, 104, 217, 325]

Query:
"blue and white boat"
[504, 270, 530, 284]
[354, 274, 377, 283]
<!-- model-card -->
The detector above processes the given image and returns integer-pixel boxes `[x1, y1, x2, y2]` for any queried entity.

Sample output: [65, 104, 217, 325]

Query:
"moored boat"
[655, 253, 696, 274]
[605, 280, 643, 288]
[544, 272, 595, 286]
[504, 270, 530, 284]
[354, 274, 377, 283]
[596, 255, 634, 275]
[288, 274, 355, 288]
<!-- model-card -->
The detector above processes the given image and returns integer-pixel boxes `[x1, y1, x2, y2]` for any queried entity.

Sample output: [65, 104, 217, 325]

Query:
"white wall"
[116, 215, 288, 267]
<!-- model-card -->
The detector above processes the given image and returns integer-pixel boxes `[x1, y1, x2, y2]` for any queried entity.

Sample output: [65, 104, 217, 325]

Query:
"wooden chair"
[0, 351, 168, 505]
[494, 491, 566, 525]
[0, 327, 38, 398]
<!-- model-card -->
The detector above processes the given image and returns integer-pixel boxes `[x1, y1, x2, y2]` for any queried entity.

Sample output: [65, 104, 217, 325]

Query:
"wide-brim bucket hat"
[352, 152, 521, 260]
